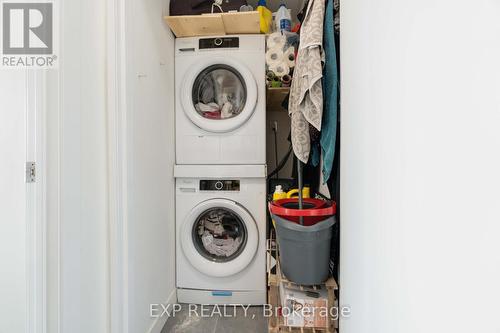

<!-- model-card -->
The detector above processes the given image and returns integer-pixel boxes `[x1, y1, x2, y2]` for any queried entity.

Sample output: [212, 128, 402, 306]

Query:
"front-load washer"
[174, 165, 267, 304]
[175, 35, 266, 165]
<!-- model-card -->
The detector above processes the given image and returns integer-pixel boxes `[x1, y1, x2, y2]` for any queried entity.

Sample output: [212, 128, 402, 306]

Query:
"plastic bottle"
[275, 3, 292, 33]
[257, 0, 272, 34]
[272, 185, 287, 201]
[286, 186, 310, 199]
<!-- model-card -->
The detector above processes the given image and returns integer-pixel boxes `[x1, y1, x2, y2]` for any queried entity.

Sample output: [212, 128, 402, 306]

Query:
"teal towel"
[319, 0, 338, 183]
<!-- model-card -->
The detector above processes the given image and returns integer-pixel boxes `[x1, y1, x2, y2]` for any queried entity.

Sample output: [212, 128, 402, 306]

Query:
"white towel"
[288, 0, 325, 163]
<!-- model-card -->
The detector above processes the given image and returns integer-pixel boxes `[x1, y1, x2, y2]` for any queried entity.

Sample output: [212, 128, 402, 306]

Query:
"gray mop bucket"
[273, 214, 336, 285]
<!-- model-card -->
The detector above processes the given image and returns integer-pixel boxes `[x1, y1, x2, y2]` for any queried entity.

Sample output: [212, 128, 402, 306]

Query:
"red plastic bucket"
[269, 198, 336, 226]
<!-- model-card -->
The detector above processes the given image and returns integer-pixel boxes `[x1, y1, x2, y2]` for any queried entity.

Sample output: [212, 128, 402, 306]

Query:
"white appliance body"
[175, 165, 267, 304]
[175, 35, 266, 165]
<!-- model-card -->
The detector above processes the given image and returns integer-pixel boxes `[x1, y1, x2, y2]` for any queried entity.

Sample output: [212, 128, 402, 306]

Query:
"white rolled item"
[266, 48, 284, 66]
[284, 47, 296, 68]
[269, 61, 290, 77]
[266, 32, 286, 50]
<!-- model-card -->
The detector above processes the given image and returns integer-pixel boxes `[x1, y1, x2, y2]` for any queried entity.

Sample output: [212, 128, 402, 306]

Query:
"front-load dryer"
[174, 165, 267, 304]
[175, 35, 266, 165]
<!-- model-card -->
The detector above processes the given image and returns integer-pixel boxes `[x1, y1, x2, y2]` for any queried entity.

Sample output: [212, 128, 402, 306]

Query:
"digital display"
[199, 37, 239, 49]
[199, 180, 240, 191]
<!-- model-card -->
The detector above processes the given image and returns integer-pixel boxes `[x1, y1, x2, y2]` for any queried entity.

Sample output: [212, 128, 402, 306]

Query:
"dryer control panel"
[200, 180, 240, 191]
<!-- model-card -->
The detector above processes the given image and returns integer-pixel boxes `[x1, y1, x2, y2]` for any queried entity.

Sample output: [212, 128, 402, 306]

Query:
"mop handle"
[297, 159, 304, 225]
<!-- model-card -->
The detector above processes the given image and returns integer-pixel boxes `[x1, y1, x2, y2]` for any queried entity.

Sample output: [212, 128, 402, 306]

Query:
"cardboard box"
[279, 282, 329, 329]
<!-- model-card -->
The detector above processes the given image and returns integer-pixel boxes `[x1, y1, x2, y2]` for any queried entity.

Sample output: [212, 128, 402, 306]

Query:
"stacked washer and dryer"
[174, 35, 267, 304]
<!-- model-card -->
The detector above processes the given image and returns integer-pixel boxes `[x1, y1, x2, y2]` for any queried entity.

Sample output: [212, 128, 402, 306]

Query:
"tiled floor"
[161, 304, 268, 333]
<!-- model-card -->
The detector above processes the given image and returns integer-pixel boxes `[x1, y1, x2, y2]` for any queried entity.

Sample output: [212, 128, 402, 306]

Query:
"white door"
[0, 70, 44, 333]
[0, 70, 29, 332]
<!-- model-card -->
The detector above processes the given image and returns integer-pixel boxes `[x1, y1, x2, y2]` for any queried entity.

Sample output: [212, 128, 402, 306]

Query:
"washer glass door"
[181, 58, 258, 133]
[181, 199, 259, 277]
[192, 207, 247, 262]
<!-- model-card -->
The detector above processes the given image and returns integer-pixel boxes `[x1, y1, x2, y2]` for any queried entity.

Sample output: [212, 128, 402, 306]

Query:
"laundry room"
[148, 0, 341, 331]
[3, 0, 500, 332]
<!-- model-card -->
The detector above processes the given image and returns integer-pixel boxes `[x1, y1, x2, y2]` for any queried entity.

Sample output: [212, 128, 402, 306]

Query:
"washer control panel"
[200, 180, 240, 191]
[199, 37, 239, 49]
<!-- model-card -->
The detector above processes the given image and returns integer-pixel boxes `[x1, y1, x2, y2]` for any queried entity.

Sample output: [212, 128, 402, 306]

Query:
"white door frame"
[106, 0, 129, 332]
[24, 12, 54, 333]
[26, 70, 48, 333]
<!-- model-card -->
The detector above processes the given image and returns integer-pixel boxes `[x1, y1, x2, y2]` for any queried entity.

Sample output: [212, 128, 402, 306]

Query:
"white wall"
[0, 71, 28, 333]
[46, 0, 110, 331]
[44, 0, 175, 332]
[340, 1, 500, 333]
[123, 0, 176, 332]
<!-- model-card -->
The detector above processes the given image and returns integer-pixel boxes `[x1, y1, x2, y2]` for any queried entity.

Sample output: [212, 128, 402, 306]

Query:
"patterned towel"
[289, 0, 326, 163]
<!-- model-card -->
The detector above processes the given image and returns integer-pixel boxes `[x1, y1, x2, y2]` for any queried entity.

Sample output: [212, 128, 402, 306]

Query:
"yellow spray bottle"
[257, 0, 273, 34]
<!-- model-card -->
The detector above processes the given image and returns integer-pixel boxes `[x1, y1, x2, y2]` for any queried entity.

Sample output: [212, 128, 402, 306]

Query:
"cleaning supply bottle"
[286, 186, 311, 199]
[257, 0, 272, 34]
[275, 2, 292, 32]
[272, 185, 287, 201]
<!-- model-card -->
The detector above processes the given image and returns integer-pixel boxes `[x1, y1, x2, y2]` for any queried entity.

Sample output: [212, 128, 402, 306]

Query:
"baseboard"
[147, 289, 177, 333]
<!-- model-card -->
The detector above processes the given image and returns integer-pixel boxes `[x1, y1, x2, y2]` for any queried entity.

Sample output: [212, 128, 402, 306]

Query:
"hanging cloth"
[333, 0, 340, 32]
[319, 0, 339, 182]
[288, 0, 326, 163]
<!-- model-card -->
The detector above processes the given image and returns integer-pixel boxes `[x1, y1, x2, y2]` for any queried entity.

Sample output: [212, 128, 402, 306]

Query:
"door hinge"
[26, 162, 36, 183]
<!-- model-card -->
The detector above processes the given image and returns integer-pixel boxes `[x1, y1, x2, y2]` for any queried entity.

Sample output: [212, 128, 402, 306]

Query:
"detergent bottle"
[275, 2, 292, 32]
[272, 185, 287, 201]
[257, 0, 272, 34]
[286, 186, 311, 199]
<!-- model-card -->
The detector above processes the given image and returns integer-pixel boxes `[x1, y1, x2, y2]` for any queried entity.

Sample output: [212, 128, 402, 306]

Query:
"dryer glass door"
[181, 58, 258, 133]
[192, 65, 247, 121]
